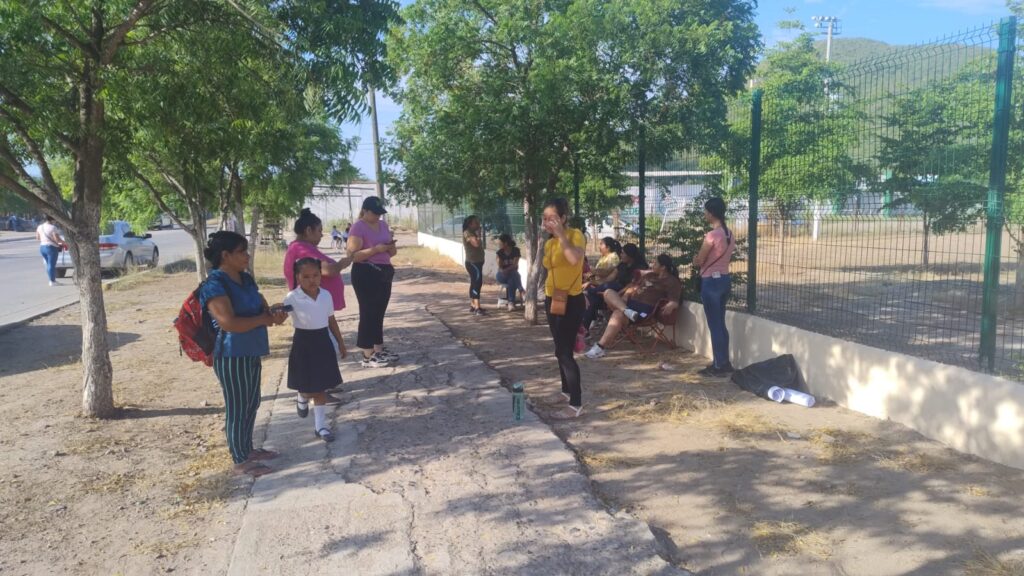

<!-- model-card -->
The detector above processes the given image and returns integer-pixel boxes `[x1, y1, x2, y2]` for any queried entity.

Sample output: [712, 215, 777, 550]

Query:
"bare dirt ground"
[397, 243, 1024, 576]
[0, 255, 292, 576]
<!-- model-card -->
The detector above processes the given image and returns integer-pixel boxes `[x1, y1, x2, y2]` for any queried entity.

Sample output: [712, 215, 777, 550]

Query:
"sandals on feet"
[232, 461, 272, 477]
[551, 405, 584, 420]
[315, 428, 335, 443]
[248, 448, 278, 461]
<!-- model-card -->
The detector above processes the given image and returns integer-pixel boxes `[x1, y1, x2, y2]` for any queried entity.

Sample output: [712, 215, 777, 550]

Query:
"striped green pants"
[214, 356, 262, 464]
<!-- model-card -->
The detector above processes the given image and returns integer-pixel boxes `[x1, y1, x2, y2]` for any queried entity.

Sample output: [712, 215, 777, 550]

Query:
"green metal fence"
[417, 199, 528, 250]
[417, 17, 1024, 379]
[724, 18, 1023, 377]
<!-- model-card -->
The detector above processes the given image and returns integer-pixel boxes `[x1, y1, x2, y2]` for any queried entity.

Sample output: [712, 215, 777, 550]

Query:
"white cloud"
[918, 0, 1007, 15]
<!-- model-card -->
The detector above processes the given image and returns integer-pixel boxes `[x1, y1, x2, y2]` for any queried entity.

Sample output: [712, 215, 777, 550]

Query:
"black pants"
[351, 262, 395, 350]
[582, 281, 622, 330]
[546, 294, 586, 408]
[465, 260, 484, 300]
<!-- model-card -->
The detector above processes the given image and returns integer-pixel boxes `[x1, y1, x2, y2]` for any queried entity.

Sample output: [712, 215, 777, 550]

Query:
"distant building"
[306, 181, 418, 228]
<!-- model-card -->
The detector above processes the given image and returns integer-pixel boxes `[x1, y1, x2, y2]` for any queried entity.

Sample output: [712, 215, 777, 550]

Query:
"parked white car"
[56, 220, 159, 277]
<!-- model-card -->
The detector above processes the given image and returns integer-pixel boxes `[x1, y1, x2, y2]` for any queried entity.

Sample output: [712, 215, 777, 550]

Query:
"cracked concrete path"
[227, 285, 686, 575]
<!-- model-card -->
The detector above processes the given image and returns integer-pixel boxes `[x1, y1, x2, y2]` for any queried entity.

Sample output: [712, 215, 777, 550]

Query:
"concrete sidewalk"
[227, 289, 686, 575]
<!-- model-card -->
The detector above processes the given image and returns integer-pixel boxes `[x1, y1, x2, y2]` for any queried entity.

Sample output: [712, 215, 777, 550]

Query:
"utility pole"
[368, 86, 385, 200]
[812, 16, 842, 63]
[810, 15, 841, 242]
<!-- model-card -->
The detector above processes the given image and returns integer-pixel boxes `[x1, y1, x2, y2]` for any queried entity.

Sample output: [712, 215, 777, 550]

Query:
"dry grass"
[578, 449, 644, 471]
[808, 428, 876, 464]
[699, 405, 782, 439]
[963, 485, 993, 497]
[607, 391, 728, 424]
[105, 266, 166, 292]
[395, 245, 464, 271]
[875, 450, 957, 474]
[751, 521, 833, 560]
[79, 471, 139, 494]
[167, 436, 235, 517]
[964, 549, 1024, 576]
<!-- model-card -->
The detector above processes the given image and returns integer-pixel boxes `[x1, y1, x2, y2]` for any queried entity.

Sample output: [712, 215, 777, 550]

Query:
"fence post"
[747, 89, 763, 314]
[980, 16, 1016, 371]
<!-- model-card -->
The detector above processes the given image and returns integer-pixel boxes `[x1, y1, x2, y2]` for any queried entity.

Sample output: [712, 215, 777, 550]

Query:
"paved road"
[0, 227, 196, 329]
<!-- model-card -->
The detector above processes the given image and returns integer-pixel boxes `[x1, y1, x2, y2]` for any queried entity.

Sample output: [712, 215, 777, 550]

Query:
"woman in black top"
[582, 242, 647, 335]
[495, 233, 524, 310]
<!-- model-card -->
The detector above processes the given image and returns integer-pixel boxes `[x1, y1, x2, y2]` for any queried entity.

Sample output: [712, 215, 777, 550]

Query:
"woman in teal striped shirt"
[201, 231, 288, 477]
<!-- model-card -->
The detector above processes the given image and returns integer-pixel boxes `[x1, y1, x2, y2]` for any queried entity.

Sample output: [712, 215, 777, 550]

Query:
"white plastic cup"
[767, 386, 786, 403]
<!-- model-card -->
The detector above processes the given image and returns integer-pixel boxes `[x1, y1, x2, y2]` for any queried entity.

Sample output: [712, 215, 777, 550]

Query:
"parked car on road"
[149, 213, 174, 230]
[56, 220, 159, 277]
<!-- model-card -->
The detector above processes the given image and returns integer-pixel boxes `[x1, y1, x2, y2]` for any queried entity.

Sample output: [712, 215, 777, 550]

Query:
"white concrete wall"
[416, 232, 529, 294]
[419, 229, 1024, 469]
[677, 301, 1024, 470]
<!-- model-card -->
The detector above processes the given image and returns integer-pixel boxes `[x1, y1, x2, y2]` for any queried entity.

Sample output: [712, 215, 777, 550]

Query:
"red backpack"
[174, 283, 219, 366]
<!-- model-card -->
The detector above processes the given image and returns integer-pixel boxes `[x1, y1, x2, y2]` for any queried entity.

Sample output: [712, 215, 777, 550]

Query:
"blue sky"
[342, 0, 1014, 179]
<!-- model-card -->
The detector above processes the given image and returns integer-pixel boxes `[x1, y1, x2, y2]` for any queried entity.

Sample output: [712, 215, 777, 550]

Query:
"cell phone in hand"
[271, 304, 293, 313]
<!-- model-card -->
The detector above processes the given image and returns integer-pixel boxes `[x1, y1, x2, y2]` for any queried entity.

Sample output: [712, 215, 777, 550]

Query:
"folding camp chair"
[615, 299, 679, 352]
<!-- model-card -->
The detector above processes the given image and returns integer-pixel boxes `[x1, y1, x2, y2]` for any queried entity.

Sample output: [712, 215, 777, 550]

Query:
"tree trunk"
[249, 205, 261, 277]
[230, 168, 250, 275]
[1015, 240, 1024, 310]
[75, 58, 116, 418]
[71, 219, 116, 418]
[922, 216, 930, 268]
[523, 197, 543, 325]
[188, 199, 208, 282]
[778, 218, 786, 274]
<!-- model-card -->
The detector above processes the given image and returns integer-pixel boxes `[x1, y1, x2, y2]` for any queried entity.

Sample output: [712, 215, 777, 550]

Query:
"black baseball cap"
[362, 196, 388, 215]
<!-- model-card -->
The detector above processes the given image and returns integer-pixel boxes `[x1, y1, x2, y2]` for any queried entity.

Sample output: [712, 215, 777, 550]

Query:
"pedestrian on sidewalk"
[36, 215, 66, 287]
[283, 258, 347, 443]
[201, 231, 289, 477]
[542, 198, 587, 419]
[347, 197, 399, 369]
[495, 233, 524, 311]
[284, 208, 352, 360]
[462, 215, 487, 315]
[693, 197, 735, 377]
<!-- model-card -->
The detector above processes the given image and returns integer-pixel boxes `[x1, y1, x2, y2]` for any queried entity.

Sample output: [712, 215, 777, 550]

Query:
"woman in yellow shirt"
[542, 198, 587, 419]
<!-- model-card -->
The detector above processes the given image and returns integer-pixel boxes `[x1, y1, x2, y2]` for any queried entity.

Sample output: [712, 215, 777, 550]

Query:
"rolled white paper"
[767, 386, 786, 403]
[782, 388, 816, 408]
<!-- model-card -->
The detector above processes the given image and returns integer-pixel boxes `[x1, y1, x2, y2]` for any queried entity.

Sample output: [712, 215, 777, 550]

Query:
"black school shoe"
[296, 399, 309, 418]
[698, 364, 735, 378]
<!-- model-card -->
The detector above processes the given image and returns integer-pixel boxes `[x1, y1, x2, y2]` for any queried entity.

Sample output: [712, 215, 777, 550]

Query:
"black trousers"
[465, 260, 484, 300]
[546, 294, 586, 408]
[351, 262, 395, 350]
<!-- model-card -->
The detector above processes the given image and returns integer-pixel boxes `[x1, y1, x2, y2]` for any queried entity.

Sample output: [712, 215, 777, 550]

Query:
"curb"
[0, 257, 191, 334]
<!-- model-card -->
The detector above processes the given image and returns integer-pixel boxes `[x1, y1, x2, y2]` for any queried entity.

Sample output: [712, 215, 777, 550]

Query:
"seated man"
[584, 253, 681, 359]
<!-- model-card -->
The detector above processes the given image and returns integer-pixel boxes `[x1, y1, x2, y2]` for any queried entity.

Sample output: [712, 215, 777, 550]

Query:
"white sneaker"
[624, 309, 639, 322]
[584, 344, 606, 359]
[507, 302, 514, 312]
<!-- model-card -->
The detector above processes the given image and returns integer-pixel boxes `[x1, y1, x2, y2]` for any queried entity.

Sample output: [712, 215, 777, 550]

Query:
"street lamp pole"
[812, 16, 842, 63]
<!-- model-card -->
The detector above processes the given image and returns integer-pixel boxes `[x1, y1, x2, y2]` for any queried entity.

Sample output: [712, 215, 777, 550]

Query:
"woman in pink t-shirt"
[346, 196, 398, 368]
[693, 197, 735, 377]
[284, 209, 351, 312]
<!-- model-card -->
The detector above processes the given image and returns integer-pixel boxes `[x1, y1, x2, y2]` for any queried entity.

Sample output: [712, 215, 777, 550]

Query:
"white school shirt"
[283, 287, 335, 330]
